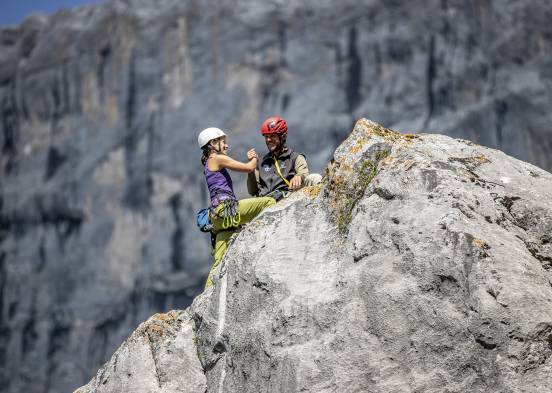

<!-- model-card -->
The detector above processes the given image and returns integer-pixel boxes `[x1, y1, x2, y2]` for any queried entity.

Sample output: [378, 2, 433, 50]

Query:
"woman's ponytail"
[201, 146, 210, 165]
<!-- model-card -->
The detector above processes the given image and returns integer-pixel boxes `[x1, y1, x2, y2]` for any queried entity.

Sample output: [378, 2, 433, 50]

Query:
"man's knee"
[304, 173, 322, 186]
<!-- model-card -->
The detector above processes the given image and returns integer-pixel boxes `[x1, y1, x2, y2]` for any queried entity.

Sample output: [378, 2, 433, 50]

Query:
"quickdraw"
[220, 199, 241, 229]
[209, 196, 241, 230]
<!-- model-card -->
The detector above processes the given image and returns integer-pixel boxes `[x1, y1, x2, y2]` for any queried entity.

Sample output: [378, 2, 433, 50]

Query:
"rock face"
[1, 1, 552, 392]
[77, 310, 206, 393]
[79, 119, 552, 392]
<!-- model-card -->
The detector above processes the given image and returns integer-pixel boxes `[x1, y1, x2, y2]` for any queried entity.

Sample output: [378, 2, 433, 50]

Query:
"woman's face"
[210, 136, 228, 154]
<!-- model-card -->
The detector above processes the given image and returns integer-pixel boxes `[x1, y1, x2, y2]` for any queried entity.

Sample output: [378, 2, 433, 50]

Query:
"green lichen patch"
[335, 149, 390, 232]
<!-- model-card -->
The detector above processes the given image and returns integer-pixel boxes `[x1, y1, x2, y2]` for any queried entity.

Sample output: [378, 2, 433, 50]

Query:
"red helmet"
[261, 116, 288, 135]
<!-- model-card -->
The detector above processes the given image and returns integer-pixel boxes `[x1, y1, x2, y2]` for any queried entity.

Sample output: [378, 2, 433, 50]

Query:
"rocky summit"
[78, 119, 552, 393]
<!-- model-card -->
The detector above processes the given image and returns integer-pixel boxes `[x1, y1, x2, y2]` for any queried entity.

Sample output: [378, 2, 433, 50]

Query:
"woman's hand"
[247, 148, 258, 161]
[289, 175, 302, 190]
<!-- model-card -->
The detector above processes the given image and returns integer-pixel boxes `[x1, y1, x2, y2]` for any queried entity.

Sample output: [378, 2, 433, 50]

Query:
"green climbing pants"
[205, 196, 276, 289]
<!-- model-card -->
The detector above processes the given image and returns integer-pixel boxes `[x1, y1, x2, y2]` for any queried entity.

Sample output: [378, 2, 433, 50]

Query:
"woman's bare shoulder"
[206, 156, 222, 171]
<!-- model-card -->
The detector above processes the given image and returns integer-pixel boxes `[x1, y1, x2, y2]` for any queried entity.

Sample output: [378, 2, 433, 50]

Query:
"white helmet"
[197, 127, 226, 149]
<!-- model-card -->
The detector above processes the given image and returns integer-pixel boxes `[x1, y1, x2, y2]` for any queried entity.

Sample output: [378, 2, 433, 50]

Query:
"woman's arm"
[211, 154, 257, 173]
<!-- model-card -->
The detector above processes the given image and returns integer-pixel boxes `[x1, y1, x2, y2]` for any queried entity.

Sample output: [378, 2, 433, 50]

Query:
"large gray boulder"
[78, 119, 552, 392]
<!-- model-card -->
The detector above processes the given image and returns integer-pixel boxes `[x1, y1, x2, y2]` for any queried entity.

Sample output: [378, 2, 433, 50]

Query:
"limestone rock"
[77, 310, 205, 393]
[79, 119, 552, 392]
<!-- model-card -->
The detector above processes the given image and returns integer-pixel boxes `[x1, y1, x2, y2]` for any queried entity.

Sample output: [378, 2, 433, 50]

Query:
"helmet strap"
[274, 134, 286, 156]
[210, 138, 223, 154]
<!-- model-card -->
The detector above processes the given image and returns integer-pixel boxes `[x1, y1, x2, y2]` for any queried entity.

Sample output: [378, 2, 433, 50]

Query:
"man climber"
[247, 116, 322, 201]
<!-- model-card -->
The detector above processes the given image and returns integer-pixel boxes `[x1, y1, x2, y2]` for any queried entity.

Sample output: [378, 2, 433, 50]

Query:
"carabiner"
[222, 215, 231, 229]
[232, 213, 241, 227]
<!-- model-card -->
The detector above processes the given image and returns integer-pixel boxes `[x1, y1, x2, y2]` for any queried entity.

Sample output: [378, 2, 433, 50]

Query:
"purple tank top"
[204, 160, 236, 208]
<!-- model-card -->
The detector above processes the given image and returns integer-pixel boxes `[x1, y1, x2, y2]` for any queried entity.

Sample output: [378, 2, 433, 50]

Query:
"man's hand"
[247, 148, 258, 161]
[289, 175, 302, 190]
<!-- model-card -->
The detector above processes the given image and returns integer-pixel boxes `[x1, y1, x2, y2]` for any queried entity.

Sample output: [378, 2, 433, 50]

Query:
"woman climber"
[198, 127, 275, 289]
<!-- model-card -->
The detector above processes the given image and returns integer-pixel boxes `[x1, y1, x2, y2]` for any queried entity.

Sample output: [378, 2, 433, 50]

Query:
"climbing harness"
[207, 189, 241, 230]
[197, 189, 241, 233]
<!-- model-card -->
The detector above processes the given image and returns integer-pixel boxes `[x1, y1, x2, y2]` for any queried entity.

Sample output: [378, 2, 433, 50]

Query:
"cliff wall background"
[1, 1, 551, 392]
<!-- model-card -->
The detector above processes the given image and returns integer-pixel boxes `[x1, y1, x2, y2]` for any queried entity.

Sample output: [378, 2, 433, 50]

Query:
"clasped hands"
[247, 149, 258, 161]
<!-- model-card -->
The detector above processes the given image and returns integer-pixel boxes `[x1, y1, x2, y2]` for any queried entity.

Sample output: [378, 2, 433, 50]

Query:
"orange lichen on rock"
[475, 155, 491, 164]
[473, 238, 491, 250]
[403, 160, 416, 171]
[153, 311, 179, 322]
[146, 323, 165, 337]
[300, 186, 321, 198]
[448, 155, 491, 168]
[137, 311, 182, 341]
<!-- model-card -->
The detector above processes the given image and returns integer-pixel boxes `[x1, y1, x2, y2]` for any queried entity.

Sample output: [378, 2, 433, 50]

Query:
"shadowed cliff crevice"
[169, 193, 185, 271]
[1, 82, 20, 174]
[494, 100, 507, 148]
[125, 51, 136, 131]
[0, 202, 84, 244]
[424, 34, 436, 128]
[39, 208, 84, 244]
[345, 26, 362, 112]
[45, 146, 67, 180]
[0, 251, 7, 387]
[98, 45, 111, 103]
[122, 107, 155, 212]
